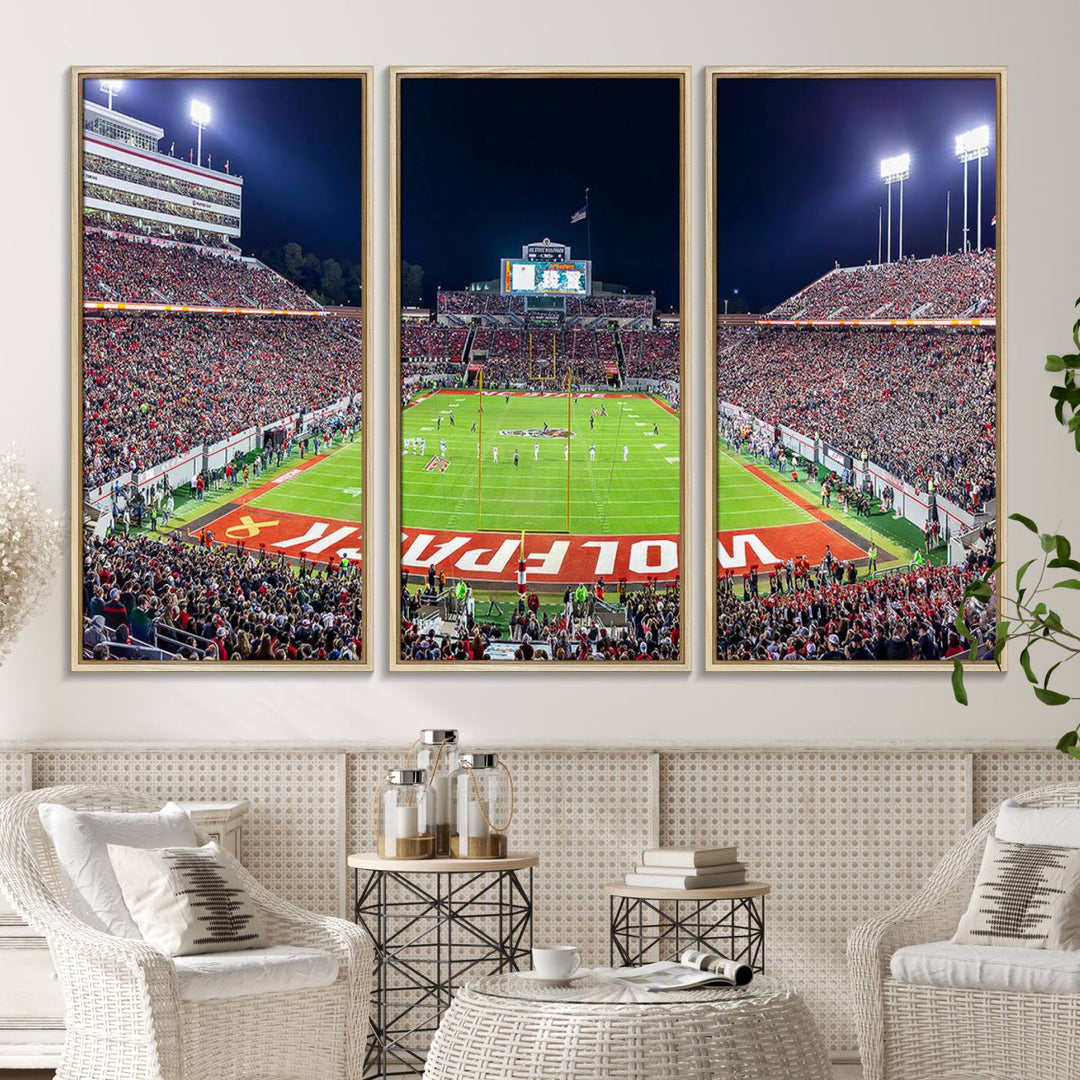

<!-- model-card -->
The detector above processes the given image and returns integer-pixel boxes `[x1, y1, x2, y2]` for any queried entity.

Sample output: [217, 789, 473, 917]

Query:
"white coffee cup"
[532, 945, 581, 979]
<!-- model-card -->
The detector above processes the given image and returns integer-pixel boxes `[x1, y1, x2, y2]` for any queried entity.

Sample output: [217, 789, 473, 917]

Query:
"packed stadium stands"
[715, 557, 997, 663]
[84, 231, 319, 309]
[83, 536, 362, 661]
[400, 580, 680, 662]
[716, 326, 995, 509]
[83, 313, 362, 488]
[768, 250, 996, 319]
[85, 152, 243, 209]
[84, 208, 233, 248]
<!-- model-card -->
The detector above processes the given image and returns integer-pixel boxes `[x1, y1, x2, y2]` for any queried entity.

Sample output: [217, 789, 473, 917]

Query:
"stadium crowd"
[716, 327, 996, 508]
[84, 231, 319, 309]
[84, 207, 231, 249]
[715, 559, 996, 662]
[83, 313, 362, 489]
[400, 580, 681, 662]
[85, 152, 243, 209]
[769, 250, 996, 319]
[82, 535, 362, 661]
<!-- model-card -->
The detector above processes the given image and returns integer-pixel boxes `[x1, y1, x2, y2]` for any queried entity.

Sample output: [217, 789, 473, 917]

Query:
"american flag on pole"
[570, 205, 587, 224]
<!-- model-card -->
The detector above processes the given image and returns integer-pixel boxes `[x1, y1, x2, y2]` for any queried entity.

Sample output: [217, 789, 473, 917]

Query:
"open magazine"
[595, 949, 753, 992]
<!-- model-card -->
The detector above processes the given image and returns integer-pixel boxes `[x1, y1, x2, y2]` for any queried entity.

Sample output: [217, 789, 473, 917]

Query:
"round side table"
[349, 852, 539, 1079]
[605, 880, 771, 971]
[423, 972, 831, 1080]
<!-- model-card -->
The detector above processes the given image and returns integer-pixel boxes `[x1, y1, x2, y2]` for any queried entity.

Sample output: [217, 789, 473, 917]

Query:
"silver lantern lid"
[460, 752, 498, 769]
[389, 769, 426, 785]
[420, 729, 458, 745]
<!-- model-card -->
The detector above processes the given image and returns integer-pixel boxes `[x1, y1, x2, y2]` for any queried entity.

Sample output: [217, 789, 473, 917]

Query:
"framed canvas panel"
[390, 67, 691, 670]
[705, 68, 1006, 670]
[72, 67, 373, 669]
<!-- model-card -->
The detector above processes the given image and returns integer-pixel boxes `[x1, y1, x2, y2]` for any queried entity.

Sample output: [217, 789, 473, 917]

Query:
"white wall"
[2, 0, 1078, 747]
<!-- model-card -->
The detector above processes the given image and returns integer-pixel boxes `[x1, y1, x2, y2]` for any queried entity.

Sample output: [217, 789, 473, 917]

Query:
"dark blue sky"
[401, 76, 681, 311]
[716, 77, 998, 312]
[83, 77, 363, 263]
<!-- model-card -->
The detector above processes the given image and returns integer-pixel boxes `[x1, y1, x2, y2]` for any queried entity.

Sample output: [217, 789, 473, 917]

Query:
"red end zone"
[199, 507, 363, 564]
[717, 522, 864, 573]
[403, 528, 679, 584]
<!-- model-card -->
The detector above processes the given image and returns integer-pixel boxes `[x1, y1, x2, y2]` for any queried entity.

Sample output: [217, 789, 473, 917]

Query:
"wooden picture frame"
[704, 67, 1006, 671]
[71, 67, 374, 670]
[389, 67, 691, 671]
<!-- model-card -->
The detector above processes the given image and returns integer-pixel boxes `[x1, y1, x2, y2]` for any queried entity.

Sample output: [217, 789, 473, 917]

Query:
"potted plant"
[952, 298, 1080, 760]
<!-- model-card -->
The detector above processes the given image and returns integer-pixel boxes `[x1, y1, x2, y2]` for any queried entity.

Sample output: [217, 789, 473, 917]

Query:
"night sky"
[400, 77, 681, 311]
[716, 77, 998, 313]
[83, 77, 364, 264]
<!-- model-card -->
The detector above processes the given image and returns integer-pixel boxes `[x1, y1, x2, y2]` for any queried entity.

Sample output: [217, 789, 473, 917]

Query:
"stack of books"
[624, 845, 747, 890]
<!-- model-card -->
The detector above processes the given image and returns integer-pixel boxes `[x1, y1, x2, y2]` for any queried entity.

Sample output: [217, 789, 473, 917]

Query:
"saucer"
[514, 969, 590, 986]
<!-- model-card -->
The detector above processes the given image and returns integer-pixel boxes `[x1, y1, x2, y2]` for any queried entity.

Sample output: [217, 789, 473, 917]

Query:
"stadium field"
[715, 443, 910, 577]
[183, 439, 363, 564]
[248, 439, 363, 525]
[402, 389, 679, 535]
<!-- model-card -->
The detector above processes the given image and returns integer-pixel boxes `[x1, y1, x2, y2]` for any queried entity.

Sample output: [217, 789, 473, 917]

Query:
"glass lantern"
[415, 729, 461, 857]
[452, 753, 513, 859]
[376, 769, 435, 859]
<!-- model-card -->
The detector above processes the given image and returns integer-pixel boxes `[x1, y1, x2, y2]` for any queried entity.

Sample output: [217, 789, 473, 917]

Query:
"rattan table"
[350, 852, 538, 1078]
[423, 971, 831, 1079]
[606, 880, 771, 972]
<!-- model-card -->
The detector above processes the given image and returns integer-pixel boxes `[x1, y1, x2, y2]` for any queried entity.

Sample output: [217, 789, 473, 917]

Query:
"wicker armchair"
[0, 786, 373, 1080]
[848, 782, 1080, 1080]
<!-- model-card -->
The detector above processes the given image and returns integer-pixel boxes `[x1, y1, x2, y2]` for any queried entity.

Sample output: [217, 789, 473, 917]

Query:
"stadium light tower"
[190, 100, 212, 168]
[99, 80, 123, 110]
[879, 153, 911, 263]
[955, 125, 990, 253]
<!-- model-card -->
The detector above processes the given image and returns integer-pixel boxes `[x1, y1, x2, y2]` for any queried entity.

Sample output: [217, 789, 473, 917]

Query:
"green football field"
[248, 438, 363, 525]
[716, 444, 812, 531]
[401, 390, 680, 534]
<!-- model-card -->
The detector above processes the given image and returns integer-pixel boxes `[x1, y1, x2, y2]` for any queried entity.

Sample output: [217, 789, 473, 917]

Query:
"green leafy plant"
[952, 297, 1080, 761]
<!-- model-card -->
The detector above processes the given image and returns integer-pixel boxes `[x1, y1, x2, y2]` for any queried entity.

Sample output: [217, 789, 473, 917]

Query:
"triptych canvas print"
[71, 66, 1003, 672]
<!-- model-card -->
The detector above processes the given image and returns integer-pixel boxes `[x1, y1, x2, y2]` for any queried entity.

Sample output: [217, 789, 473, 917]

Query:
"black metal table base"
[355, 866, 533, 1078]
[609, 893, 765, 972]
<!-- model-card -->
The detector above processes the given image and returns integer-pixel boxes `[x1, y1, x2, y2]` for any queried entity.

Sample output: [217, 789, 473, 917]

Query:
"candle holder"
[415, 729, 462, 857]
[375, 769, 436, 859]
[451, 753, 514, 859]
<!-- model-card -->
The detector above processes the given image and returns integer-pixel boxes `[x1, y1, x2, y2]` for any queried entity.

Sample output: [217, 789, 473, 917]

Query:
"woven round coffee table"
[423, 971, 830, 1079]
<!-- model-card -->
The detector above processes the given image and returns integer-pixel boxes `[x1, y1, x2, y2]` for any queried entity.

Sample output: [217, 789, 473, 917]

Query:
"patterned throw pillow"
[953, 835, 1080, 949]
[107, 841, 266, 957]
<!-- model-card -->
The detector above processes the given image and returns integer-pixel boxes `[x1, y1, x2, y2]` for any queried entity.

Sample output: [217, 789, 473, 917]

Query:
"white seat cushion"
[173, 945, 339, 1002]
[891, 940, 1080, 995]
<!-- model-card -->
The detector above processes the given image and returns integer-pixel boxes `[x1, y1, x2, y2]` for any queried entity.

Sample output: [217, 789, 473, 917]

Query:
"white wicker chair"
[848, 782, 1080, 1080]
[0, 785, 373, 1080]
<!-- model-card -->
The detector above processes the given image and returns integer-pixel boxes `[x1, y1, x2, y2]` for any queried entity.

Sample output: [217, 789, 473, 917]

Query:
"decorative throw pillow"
[107, 841, 266, 957]
[996, 798, 1080, 848]
[38, 802, 197, 937]
[953, 834, 1080, 949]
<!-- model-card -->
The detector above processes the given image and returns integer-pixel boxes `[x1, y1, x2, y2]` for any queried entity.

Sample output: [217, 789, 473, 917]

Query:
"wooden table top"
[604, 880, 771, 901]
[348, 851, 540, 873]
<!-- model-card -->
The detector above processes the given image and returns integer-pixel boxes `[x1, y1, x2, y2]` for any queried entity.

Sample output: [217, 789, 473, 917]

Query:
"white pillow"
[107, 841, 265, 957]
[38, 801, 197, 937]
[996, 799, 1080, 848]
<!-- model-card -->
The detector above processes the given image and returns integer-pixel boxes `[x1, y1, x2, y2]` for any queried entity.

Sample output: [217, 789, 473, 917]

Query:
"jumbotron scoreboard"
[501, 258, 591, 296]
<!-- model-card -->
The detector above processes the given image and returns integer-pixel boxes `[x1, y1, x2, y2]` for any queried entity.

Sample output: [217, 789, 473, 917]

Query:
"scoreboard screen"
[501, 259, 591, 296]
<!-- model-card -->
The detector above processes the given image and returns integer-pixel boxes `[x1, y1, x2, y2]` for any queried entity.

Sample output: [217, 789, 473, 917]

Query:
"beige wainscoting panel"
[32, 751, 342, 916]
[659, 750, 969, 1053]
[971, 750, 1080, 819]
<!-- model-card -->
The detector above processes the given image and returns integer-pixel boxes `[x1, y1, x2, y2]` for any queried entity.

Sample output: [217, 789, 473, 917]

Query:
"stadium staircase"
[611, 330, 627, 388]
[461, 324, 478, 363]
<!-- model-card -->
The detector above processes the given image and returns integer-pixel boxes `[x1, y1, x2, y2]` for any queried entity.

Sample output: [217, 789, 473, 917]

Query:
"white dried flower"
[0, 448, 65, 663]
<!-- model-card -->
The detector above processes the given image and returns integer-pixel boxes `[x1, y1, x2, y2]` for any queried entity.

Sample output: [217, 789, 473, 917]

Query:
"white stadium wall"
[1, 0, 1079, 749]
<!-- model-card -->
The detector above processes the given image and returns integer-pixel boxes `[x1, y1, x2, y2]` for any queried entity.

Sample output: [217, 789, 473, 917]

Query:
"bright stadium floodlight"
[879, 153, 911, 263]
[190, 100, 211, 167]
[955, 125, 991, 253]
[99, 80, 123, 110]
